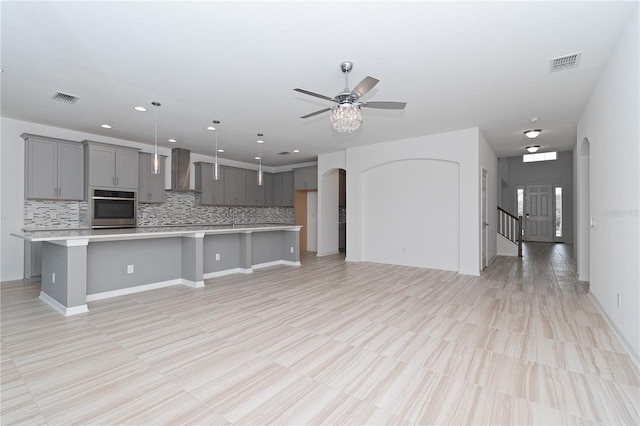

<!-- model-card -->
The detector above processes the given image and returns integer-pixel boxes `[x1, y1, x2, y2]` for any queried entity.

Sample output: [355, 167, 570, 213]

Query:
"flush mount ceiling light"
[526, 145, 540, 153]
[524, 129, 542, 139]
[207, 120, 221, 180]
[100, 124, 112, 129]
[151, 101, 161, 175]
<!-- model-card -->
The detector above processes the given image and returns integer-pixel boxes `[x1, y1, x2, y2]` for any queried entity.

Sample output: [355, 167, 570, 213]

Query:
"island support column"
[40, 239, 90, 316]
[181, 232, 204, 287]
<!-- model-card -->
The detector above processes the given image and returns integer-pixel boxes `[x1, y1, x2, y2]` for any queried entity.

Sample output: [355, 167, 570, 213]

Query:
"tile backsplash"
[23, 200, 88, 230]
[23, 191, 293, 230]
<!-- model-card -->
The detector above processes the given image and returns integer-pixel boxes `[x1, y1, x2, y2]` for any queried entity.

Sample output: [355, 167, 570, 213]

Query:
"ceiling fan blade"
[361, 101, 407, 110]
[294, 88, 335, 102]
[300, 107, 332, 119]
[350, 76, 379, 99]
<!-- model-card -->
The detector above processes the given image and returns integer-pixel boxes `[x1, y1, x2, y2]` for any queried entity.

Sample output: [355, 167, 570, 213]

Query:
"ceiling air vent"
[51, 91, 80, 104]
[550, 53, 581, 72]
[278, 151, 291, 155]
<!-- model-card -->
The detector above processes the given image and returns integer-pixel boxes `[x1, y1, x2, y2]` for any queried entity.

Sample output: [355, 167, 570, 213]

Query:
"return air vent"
[549, 53, 581, 72]
[51, 91, 80, 103]
[278, 151, 291, 155]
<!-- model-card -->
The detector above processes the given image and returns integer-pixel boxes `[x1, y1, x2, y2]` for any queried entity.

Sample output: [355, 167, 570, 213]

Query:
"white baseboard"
[204, 268, 252, 280]
[316, 250, 339, 257]
[181, 279, 205, 288]
[252, 260, 301, 270]
[588, 292, 640, 368]
[86, 279, 182, 302]
[39, 291, 89, 316]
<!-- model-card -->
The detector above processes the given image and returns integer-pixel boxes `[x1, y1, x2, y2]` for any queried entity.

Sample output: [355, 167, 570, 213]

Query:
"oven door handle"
[92, 196, 136, 201]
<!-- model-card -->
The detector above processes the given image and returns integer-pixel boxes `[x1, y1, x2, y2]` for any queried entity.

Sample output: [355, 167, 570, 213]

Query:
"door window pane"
[555, 187, 562, 237]
[517, 188, 524, 217]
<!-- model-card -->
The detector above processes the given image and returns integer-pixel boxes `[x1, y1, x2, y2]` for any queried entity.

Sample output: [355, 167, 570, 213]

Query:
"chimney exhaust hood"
[171, 148, 192, 191]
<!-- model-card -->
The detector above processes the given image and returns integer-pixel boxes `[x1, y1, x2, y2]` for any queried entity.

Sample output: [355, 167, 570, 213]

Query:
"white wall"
[576, 7, 639, 361]
[345, 127, 484, 276]
[317, 151, 345, 256]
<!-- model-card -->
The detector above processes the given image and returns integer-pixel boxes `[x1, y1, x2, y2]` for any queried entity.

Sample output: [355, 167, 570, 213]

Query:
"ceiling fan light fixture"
[524, 129, 542, 139]
[526, 145, 540, 153]
[330, 103, 362, 133]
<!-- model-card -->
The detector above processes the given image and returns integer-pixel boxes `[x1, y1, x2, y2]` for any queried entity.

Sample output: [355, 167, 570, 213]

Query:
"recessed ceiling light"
[254, 156, 261, 160]
[293, 149, 300, 153]
[257, 140, 264, 144]
[524, 129, 541, 139]
[100, 124, 112, 129]
[217, 149, 225, 153]
[168, 139, 177, 143]
[206, 126, 216, 131]
[134, 106, 147, 112]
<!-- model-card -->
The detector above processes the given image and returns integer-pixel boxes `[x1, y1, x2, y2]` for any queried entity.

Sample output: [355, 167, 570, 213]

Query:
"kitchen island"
[11, 224, 301, 316]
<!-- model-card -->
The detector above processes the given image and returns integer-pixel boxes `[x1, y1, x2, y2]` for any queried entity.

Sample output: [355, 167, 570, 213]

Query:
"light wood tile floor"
[2, 243, 638, 425]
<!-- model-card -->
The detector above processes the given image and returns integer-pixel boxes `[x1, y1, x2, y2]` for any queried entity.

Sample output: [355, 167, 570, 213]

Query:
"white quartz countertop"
[11, 224, 301, 243]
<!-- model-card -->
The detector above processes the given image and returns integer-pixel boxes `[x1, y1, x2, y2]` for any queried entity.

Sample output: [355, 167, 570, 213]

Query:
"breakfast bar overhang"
[11, 225, 301, 316]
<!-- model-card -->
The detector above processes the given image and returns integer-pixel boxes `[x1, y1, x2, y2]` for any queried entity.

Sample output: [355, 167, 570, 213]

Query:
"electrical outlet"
[127, 264, 134, 274]
[590, 217, 596, 227]
[617, 293, 621, 307]
[290, 246, 294, 253]
[215, 253, 220, 261]
[52, 273, 56, 283]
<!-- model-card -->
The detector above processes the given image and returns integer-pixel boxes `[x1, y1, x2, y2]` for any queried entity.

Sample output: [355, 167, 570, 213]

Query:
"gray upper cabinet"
[294, 166, 318, 190]
[138, 153, 166, 203]
[273, 171, 294, 206]
[223, 166, 246, 205]
[282, 171, 294, 206]
[22, 134, 84, 201]
[263, 173, 274, 207]
[83, 140, 139, 191]
[195, 162, 224, 205]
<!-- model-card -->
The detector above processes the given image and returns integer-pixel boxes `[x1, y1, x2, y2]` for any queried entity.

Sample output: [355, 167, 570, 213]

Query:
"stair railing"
[497, 207, 523, 257]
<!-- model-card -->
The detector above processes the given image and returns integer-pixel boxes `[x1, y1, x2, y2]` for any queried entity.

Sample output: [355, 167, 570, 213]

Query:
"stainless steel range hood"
[171, 148, 191, 191]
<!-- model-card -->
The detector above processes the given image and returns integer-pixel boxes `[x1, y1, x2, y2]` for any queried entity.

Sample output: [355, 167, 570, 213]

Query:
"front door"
[525, 184, 553, 242]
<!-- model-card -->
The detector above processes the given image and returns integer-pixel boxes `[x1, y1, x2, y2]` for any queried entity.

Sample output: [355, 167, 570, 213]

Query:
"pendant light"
[151, 101, 161, 175]
[256, 134, 264, 186]
[209, 120, 221, 180]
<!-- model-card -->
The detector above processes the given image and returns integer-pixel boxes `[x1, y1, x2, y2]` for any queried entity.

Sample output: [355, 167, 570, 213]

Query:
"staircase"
[497, 207, 522, 257]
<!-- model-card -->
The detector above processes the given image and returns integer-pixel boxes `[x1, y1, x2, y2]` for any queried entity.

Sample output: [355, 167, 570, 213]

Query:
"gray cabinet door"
[139, 153, 165, 203]
[57, 142, 84, 200]
[24, 135, 84, 200]
[282, 171, 294, 206]
[115, 149, 138, 190]
[223, 167, 246, 205]
[26, 137, 57, 199]
[88, 144, 116, 187]
[273, 173, 284, 206]
[245, 170, 258, 206]
[263, 173, 274, 206]
[294, 166, 318, 190]
[195, 162, 214, 205]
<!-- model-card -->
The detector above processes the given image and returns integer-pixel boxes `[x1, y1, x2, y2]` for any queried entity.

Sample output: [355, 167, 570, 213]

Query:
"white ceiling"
[1, 1, 637, 166]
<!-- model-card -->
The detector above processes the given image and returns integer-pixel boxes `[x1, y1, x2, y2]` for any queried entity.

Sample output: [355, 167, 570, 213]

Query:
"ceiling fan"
[294, 61, 407, 133]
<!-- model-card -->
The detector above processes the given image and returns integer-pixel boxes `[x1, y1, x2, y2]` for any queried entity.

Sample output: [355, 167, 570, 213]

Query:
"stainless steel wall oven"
[91, 189, 137, 228]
